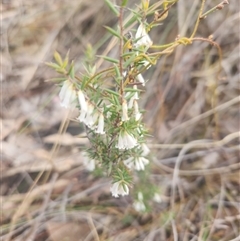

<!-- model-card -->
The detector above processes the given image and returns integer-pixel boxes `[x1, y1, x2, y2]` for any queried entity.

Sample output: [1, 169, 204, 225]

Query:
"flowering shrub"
[47, 0, 226, 207]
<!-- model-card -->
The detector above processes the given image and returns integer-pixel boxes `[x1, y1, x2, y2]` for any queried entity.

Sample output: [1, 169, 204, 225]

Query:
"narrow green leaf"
[62, 51, 69, 68]
[97, 55, 119, 64]
[54, 51, 63, 66]
[56, 69, 66, 74]
[81, 75, 89, 89]
[104, 88, 120, 97]
[104, 26, 121, 39]
[113, 94, 120, 105]
[114, 64, 121, 79]
[125, 87, 141, 93]
[122, 52, 134, 58]
[68, 61, 75, 79]
[45, 62, 60, 69]
[104, 0, 119, 16]
[123, 53, 137, 68]
[46, 77, 66, 82]
[121, 0, 128, 7]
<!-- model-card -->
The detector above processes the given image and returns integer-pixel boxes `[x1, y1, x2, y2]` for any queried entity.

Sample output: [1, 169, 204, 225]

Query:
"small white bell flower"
[84, 102, 95, 127]
[128, 85, 139, 109]
[121, 99, 129, 122]
[110, 181, 129, 198]
[133, 192, 146, 212]
[59, 80, 76, 108]
[136, 73, 145, 86]
[134, 100, 142, 121]
[78, 90, 87, 112]
[124, 156, 149, 171]
[116, 131, 138, 150]
[135, 23, 152, 50]
[133, 200, 146, 212]
[95, 113, 105, 135]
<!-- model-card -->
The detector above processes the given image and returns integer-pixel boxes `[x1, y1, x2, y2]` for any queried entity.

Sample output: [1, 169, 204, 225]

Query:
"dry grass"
[1, 0, 240, 240]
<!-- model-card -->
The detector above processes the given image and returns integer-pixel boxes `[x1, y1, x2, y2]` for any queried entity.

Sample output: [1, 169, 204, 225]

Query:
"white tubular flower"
[135, 157, 149, 170]
[121, 99, 129, 122]
[128, 85, 139, 109]
[59, 80, 76, 108]
[141, 143, 150, 156]
[124, 131, 138, 149]
[133, 192, 146, 212]
[116, 131, 138, 150]
[95, 113, 105, 134]
[78, 90, 87, 112]
[91, 111, 100, 130]
[116, 132, 125, 150]
[133, 201, 146, 212]
[77, 101, 91, 123]
[82, 152, 95, 171]
[136, 73, 145, 86]
[134, 100, 142, 121]
[77, 90, 88, 122]
[123, 157, 134, 169]
[84, 102, 95, 127]
[77, 109, 87, 122]
[110, 181, 129, 198]
[124, 156, 149, 171]
[135, 23, 152, 50]
[153, 193, 162, 203]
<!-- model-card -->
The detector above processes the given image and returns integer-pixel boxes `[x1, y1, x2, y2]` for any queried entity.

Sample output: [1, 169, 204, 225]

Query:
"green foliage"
[47, 0, 224, 208]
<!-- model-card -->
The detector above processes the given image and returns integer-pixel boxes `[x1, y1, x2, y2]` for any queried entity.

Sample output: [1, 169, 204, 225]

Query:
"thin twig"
[119, 5, 124, 98]
[190, 0, 206, 38]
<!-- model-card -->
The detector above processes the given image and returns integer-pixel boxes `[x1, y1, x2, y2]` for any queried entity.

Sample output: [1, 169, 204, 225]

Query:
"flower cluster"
[58, 80, 106, 135]
[51, 14, 153, 199]
[124, 156, 149, 171]
[48, 0, 212, 208]
[77, 102, 105, 135]
[123, 143, 150, 171]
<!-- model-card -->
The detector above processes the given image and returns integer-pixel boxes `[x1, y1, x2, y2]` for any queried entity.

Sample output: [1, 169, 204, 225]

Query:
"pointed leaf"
[54, 51, 63, 66]
[123, 53, 137, 68]
[62, 51, 69, 68]
[104, 0, 119, 16]
[68, 61, 75, 79]
[121, 0, 128, 7]
[97, 55, 119, 64]
[104, 26, 121, 39]
[104, 88, 120, 97]
[45, 77, 67, 82]
[114, 64, 121, 79]
[45, 62, 60, 69]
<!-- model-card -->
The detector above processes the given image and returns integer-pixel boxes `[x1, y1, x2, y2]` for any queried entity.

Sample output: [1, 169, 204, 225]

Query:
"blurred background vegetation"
[1, 0, 239, 240]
